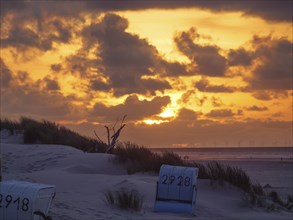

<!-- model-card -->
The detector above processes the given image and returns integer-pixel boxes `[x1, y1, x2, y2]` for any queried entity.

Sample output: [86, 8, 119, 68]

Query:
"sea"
[152, 147, 293, 198]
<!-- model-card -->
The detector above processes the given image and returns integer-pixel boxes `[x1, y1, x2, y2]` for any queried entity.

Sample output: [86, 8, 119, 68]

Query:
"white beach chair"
[0, 180, 55, 220]
[154, 164, 199, 215]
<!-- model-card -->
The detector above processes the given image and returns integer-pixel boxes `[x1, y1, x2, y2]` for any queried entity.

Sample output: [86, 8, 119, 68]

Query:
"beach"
[1, 142, 293, 220]
[153, 147, 293, 200]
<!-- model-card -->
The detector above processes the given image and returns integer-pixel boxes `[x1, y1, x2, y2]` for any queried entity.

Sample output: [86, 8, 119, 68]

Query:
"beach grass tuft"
[103, 189, 144, 211]
[205, 161, 252, 193]
[103, 190, 115, 205]
[268, 191, 285, 206]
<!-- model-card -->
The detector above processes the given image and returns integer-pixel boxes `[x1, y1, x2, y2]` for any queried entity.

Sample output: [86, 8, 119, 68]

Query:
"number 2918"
[0, 194, 30, 212]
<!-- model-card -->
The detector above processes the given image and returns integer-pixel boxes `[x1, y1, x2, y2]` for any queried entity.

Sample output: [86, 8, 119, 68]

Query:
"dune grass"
[104, 189, 144, 211]
[114, 143, 254, 193]
[113, 142, 185, 174]
[266, 191, 293, 211]
[113, 142, 253, 192]
[0, 118, 22, 133]
[113, 142, 293, 211]
[0, 117, 107, 153]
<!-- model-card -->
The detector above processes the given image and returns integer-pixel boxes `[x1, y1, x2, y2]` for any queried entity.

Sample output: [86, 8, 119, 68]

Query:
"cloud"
[125, 110, 292, 147]
[0, 59, 13, 88]
[245, 105, 268, 111]
[178, 90, 207, 107]
[65, 52, 99, 78]
[206, 109, 235, 118]
[252, 90, 288, 101]
[0, 63, 81, 120]
[42, 77, 61, 91]
[1, 1, 86, 20]
[159, 60, 189, 76]
[175, 28, 227, 77]
[89, 80, 111, 92]
[211, 96, 223, 107]
[228, 48, 253, 67]
[2, 0, 291, 22]
[81, 13, 157, 69]
[246, 36, 292, 90]
[89, 95, 171, 122]
[68, 13, 174, 96]
[1, 14, 73, 52]
[1, 27, 44, 50]
[176, 108, 199, 122]
[50, 64, 63, 72]
[84, 1, 292, 22]
[195, 78, 236, 93]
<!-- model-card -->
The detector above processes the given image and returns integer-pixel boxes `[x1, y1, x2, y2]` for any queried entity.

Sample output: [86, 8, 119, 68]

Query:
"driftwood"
[94, 115, 126, 154]
[106, 123, 126, 153]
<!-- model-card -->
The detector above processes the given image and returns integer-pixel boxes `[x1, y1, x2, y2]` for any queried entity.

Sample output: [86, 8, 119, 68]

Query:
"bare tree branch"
[104, 126, 110, 146]
[121, 115, 127, 127]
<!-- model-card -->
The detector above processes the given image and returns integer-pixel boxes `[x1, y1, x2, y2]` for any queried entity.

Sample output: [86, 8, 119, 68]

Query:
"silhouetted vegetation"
[113, 142, 186, 174]
[0, 118, 22, 133]
[0, 117, 107, 152]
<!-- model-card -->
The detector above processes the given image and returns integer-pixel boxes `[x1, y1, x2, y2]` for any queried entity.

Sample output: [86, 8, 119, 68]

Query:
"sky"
[0, 0, 292, 148]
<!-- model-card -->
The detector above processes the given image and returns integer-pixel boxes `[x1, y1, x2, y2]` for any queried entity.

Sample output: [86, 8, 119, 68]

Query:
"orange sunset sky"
[0, 0, 292, 147]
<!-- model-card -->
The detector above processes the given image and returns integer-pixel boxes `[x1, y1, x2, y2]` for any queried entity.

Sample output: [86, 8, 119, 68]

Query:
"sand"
[1, 142, 293, 220]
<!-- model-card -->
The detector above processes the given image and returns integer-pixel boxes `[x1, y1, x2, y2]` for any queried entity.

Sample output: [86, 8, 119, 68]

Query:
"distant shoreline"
[151, 146, 293, 151]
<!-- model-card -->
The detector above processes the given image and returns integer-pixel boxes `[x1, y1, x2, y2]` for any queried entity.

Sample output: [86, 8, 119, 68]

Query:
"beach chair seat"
[154, 164, 199, 215]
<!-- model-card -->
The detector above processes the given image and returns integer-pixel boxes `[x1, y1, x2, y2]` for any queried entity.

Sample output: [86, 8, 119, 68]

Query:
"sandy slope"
[1, 143, 292, 220]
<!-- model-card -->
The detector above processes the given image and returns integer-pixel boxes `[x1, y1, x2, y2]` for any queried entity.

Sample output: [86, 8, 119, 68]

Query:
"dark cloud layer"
[90, 95, 170, 122]
[1, 19, 72, 52]
[125, 108, 292, 147]
[2, 0, 291, 22]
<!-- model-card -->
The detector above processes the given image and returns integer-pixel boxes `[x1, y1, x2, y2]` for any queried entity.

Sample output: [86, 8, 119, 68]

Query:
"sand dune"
[1, 143, 292, 219]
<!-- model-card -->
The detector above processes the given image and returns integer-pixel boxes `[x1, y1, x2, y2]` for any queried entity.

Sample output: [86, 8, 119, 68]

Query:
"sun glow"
[143, 119, 165, 125]
[159, 108, 176, 118]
